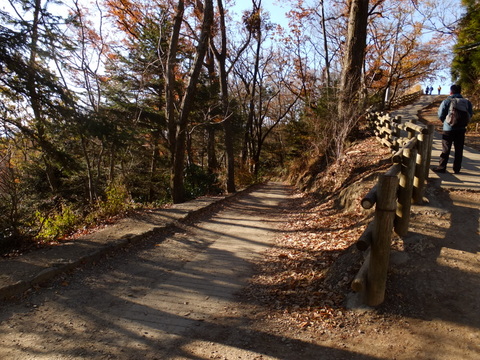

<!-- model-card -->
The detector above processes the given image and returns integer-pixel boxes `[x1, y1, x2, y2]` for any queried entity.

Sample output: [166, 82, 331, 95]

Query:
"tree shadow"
[0, 182, 382, 359]
[0, 182, 477, 359]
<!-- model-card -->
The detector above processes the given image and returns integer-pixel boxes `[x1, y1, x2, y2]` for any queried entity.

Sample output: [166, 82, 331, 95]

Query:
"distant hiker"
[430, 86, 434, 95]
[425, 86, 430, 95]
[433, 84, 473, 174]
[438, 85, 442, 95]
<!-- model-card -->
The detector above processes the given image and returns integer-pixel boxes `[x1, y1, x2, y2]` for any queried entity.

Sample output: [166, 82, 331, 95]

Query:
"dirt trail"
[331, 187, 480, 359]
[0, 183, 291, 359]
[0, 181, 478, 359]
[267, 189, 477, 360]
[177, 185, 480, 360]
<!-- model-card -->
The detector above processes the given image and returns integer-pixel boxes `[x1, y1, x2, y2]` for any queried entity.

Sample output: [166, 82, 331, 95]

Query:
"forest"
[0, 0, 477, 250]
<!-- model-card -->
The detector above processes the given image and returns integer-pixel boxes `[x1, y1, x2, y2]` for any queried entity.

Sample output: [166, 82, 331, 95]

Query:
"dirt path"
[0, 183, 294, 359]
[155, 184, 480, 360]
[0, 181, 478, 359]
[260, 190, 477, 360]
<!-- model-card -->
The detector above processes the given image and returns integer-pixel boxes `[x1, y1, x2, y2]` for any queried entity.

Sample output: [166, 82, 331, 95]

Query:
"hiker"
[438, 85, 441, 95]
[433, 84, 473, 174]
[430, 86, 434, 95]
[425, 86, 430, 95]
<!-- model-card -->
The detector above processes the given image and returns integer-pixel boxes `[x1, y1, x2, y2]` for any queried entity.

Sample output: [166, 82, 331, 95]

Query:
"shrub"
[99, 182, 131, 217]
[184, 164, 220, 199]
[235, 163, 260, 188]
[35, 204, 78, 241]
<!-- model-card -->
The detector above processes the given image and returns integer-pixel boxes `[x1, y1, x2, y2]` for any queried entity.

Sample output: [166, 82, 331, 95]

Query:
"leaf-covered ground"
[244, 137, 392, 333]
[234, 132, 479, 360]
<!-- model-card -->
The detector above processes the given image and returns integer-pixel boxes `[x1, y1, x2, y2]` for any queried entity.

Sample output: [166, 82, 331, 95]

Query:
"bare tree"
[168, 0, 214, 203]
[209, 0, 253, 193]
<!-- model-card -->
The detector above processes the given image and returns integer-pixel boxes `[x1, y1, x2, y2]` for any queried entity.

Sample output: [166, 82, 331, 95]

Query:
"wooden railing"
[387, 90, 423, 109]
[351, 111, 435, 306]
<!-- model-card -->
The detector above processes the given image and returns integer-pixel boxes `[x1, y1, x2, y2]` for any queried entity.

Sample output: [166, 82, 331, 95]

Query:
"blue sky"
[233, 0, 290, 28]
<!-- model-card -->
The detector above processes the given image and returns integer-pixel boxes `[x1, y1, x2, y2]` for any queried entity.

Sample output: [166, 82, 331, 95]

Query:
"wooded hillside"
[0, 0, 467, 251]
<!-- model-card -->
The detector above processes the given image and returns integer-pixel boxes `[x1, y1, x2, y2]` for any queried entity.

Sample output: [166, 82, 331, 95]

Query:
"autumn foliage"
[0, 0, 461, 249]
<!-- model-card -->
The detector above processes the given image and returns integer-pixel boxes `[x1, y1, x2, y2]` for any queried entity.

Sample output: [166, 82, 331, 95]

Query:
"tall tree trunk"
[214, 0, 236, 193]
[242, 24, 262, 167]
[211, 0, 254, 192]
[165, 0, 184, 165]
[320, 0, 331, 88]
[205, 48, 219, 174]
[80, 135, 96, 203]
[148, 142, 158, 203]
[27, 0, 58, 193]
[336, 0, 369, 159]
[206, 125, 218, 172]
[172, 0, 214, 203]
[28, 0, 42, 131]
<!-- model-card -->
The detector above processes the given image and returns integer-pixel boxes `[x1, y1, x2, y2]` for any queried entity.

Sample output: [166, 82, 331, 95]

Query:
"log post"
[394, 146, 417, 236]
[352, 249, 371, 294]
[361, 162, 400, 209]
[385, 163, 401, 177]
[413, 124, 435, 204]
[393, 116, 402, 139]
[356, 221, 374, 251]
[367, 174, 399, 306]
[361, 185, 377, 209]
[406, 121, 416, 140]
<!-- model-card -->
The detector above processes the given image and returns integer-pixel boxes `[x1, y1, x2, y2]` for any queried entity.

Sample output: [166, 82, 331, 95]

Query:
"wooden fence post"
[424, 124, 435, 180]
[395, 145, 417, 236]
[406, 120, 416, 139]
[393, 116, 402, 150]
[413, 124, 435, 204]
[352, 250, 371, 294]
[359, 107, 433, 305]
[367, 173, 399, 306]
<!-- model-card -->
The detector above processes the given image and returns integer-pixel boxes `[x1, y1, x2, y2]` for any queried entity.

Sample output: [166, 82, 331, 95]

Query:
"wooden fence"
[387, 90, 423, 109]
[351, 112, 435, 306]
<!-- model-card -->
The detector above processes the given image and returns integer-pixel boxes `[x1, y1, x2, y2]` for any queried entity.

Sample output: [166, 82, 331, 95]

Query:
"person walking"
[433, 84, 473, 174]
[437, 85, 442, 94]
